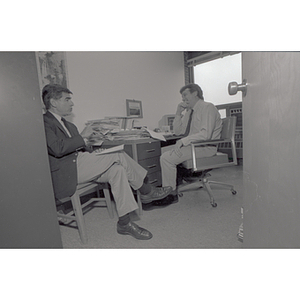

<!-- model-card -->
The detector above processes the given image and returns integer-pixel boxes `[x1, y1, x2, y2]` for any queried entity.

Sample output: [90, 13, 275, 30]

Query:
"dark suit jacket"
[43, 111, 87, 199]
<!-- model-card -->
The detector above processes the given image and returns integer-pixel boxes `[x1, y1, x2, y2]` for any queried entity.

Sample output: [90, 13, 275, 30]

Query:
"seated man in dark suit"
[42, 84, 172, 240]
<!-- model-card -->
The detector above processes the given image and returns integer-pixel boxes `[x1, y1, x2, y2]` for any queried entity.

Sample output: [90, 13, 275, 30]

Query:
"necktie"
[61, 117, 72, 137]
[183, 109, 193, 137]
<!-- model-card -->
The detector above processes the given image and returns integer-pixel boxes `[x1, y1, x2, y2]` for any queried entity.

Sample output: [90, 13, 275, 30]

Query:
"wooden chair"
[178, 116, 238, 207]
[57, 182, 114, 244]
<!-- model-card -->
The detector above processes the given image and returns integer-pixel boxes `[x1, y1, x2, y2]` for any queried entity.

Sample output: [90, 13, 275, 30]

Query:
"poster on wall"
[36, 51, 68, 89]
[35, 51, 69, 111]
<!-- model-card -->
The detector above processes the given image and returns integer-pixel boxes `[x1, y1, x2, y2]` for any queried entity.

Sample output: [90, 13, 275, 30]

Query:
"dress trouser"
[160, 145, 217, 191]
[76, 151, 147, 217]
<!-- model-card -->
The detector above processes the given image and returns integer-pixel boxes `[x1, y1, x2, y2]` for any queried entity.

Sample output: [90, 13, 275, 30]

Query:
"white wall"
[65, 51, 185, 131]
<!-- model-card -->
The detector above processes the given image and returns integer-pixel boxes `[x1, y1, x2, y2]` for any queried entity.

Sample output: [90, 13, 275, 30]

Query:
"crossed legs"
[76, 150, 171, 240]
[77, 151, 147, 215]
[97, 163, 139, 217]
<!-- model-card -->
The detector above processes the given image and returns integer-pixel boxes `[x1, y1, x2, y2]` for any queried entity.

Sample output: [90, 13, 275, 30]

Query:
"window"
[192, 53, 242, 106]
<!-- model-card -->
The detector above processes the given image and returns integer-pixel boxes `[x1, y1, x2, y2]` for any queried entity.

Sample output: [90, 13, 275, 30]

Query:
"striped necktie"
[183, 109, 193, 137]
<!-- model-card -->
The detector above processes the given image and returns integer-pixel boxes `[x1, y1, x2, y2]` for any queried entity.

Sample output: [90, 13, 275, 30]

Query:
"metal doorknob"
[228, 79, 247, 97]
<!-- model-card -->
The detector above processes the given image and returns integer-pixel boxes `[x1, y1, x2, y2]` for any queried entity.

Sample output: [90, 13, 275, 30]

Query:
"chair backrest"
[218, 116, 237, 166]
[220, 116, 237, 141]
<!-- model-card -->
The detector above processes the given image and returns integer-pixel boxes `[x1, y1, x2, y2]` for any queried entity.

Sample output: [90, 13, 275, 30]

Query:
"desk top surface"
[101, 135, 181, 146]
[102, 137, 157, 146]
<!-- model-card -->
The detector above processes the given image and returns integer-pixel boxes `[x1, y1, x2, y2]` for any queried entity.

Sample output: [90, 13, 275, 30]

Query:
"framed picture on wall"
[126, 99, 143, 118]
[35, 51, 68, 90]
[35, 51, 68, 112]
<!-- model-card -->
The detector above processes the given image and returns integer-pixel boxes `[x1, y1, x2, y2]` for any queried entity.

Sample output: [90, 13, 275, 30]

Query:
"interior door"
[0, 52, 62, 248]
[242, 52, 300, 248]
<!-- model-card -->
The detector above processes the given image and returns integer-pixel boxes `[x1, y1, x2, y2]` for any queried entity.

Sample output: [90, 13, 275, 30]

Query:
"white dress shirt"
[174, 100, 222, 146]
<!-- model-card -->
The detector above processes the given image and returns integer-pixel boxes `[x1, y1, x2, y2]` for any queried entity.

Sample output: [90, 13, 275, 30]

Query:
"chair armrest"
[191, 138, 230, 147]
[189, 138, 237, 171]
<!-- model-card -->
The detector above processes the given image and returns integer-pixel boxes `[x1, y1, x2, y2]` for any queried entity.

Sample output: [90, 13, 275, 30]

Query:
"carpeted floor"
[59, 165, 243, 248]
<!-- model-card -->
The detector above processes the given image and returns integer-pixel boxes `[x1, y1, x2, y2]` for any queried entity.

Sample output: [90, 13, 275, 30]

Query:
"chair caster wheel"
[231, 190, 237, 195]
[211, 202, 217, 207]
[178, 192, 183, 197]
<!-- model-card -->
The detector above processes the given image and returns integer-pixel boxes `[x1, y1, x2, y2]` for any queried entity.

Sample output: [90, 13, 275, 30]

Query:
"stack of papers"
[86, 117, 167, 143]
[146, 129, 166, 141]
[110, 129, 150, 141]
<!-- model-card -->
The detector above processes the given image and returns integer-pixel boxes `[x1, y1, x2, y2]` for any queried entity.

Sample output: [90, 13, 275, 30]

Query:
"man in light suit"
[42, 84, 172, 240]
[160, 83, 222, 194]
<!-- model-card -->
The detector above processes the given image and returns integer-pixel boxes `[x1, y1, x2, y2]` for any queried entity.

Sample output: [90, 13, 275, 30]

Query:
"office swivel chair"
[177, 116, 238, 207]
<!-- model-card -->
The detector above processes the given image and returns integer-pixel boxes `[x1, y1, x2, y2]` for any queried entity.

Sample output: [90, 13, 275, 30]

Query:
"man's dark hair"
[179, 83, 204, 100]
[42, 84, 73, 110]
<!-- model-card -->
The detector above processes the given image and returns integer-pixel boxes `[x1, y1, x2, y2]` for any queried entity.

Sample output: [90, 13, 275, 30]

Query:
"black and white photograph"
[1, 2, 299, 300]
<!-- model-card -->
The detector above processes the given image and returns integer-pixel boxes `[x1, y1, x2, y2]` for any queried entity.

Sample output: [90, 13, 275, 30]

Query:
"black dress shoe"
[140, 186, 172, 204]
[117, 221, 153, 240]
[142, 194, 178, 211]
